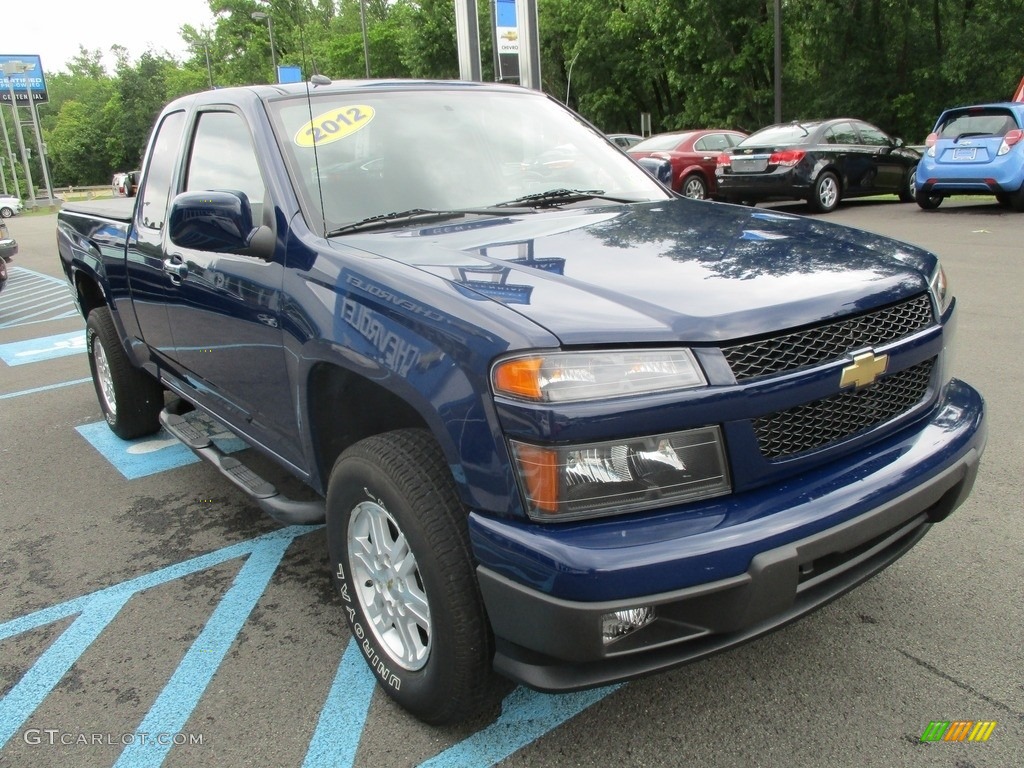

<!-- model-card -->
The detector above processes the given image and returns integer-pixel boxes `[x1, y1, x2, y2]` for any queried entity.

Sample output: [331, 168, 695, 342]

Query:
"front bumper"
[471, 379, 985, 691]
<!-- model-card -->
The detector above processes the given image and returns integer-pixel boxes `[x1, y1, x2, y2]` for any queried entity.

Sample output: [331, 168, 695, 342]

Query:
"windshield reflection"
[268, 87, 668, 234]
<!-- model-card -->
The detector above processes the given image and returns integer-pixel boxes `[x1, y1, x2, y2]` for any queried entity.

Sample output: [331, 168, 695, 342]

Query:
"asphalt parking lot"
[1, 199, 1021, 768]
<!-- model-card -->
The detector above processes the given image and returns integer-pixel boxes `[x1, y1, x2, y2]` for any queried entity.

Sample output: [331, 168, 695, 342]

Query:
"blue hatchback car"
[916, 102, 1024, 210]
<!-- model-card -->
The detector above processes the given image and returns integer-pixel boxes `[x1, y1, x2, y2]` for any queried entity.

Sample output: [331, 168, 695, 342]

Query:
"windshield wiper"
[492, 188, 637, 208]
[953, 131, 991, 142]
[326, 208, 470, 236]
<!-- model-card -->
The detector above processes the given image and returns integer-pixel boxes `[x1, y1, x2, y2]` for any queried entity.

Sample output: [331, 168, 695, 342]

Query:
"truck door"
[126, 109, 187, 359]
[161, 108, 301, 468]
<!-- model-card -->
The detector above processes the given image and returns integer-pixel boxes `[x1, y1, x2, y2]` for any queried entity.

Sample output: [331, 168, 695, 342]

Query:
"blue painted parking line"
[0, 330, 85, 366]
[301, 637, 376, 768]
[75, 418, 247, 480]
[0, 377, 91, 400]
[0, 524, 620, 767]
[0, 267, 79, 328]
[420, 685, 620, 768]
[0, 526, 317, 754]
[114, 533, 297, 768]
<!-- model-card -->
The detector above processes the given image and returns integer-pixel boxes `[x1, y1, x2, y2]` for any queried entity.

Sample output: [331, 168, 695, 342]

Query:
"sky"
[9, 0, 217, 77]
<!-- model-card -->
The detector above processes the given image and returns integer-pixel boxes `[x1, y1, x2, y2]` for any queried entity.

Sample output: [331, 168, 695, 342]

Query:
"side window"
[138, 110, 186, 231]
[696, 135, 729, 152]
[185, 111, 267, 221]
[827, 122, 858, 144]
[855, 122, 891, 146]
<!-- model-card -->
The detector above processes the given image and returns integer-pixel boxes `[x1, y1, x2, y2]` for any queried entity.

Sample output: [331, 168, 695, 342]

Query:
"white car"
[0, 195, 23, 218]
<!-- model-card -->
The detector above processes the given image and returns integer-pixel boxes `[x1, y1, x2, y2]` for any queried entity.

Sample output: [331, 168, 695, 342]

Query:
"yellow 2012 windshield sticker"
[294, 105, 375, 147]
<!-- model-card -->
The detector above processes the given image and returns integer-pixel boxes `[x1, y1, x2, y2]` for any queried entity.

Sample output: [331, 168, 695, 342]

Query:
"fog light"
[602, 607, 655, 644]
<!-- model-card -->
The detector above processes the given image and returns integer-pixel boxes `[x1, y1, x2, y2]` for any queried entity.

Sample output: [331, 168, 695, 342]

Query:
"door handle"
[163, 258, 188, 281]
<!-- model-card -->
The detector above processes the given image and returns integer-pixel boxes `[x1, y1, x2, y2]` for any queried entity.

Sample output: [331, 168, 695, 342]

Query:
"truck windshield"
[267, 87, 670, 234]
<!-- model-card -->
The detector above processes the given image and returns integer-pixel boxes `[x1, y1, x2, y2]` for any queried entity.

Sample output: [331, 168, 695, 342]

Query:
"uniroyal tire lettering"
[360, 635, 400, 690]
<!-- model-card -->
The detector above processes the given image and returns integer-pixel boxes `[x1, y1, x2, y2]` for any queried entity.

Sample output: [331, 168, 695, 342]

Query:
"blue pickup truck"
[57, 79, 986, 725]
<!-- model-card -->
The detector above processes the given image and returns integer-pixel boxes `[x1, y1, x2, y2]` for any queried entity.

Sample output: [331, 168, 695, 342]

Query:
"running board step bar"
[159, 407, 324, 525]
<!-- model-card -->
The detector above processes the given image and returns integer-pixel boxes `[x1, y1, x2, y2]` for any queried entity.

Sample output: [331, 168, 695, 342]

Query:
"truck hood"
[338, 199, 936, 345]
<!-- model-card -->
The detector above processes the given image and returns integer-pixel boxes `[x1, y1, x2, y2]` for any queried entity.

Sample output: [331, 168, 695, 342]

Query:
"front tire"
[899, 168, 917, 203]
[326, 429, 492, 725]
[86, 306, 163, 439]
[0, 206, 13, 218]
[808, 171, 840, 213]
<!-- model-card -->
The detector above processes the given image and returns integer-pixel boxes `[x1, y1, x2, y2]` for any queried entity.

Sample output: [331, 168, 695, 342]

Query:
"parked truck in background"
[56, 79, 986, 725]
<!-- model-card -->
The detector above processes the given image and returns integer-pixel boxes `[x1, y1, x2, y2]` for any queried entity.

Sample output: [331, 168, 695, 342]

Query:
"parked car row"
[622, 99, 1024, 214]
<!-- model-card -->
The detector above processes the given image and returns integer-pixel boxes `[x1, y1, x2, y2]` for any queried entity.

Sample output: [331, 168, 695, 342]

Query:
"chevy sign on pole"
[0, 55, 49, 105]
[495, 0, 520, 82]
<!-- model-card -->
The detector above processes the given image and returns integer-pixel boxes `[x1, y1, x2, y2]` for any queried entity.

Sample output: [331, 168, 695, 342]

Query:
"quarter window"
[695, 134, 730, 152]
[855, 122, 891, 146]
[824, 123, 857, 145]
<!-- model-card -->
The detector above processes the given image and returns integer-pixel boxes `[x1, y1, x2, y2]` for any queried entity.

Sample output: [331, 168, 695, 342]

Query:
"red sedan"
[628, 129, 747, 199]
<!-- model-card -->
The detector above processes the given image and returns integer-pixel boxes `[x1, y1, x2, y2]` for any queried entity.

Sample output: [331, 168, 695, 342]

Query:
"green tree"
[46, 100, 114, 186]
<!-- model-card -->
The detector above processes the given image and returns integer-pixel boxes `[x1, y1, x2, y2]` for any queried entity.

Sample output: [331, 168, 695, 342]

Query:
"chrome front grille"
[753, 359, 935, 459]
[723, 293, 934, 381]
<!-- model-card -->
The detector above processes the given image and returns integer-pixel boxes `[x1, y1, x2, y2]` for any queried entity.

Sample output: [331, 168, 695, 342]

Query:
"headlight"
[510, 427, 730, 521]
[929, 263, 951, 314]
[492, 349, 705, 402]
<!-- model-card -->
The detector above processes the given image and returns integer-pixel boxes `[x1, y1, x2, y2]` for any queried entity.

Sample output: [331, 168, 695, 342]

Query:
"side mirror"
[894, 137, 905, 148]
[168, 190, 272, 258]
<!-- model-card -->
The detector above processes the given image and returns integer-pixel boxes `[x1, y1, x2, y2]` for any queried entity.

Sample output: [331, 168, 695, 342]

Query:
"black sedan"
[715, 118, 921, 213]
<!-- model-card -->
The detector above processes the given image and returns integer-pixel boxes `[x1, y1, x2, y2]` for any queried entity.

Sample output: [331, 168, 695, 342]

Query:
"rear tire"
[86, 306, 163, 439]
[680, 174, 708, 200]
[326, 429, 493, 725]
[808, 171, 840, 213]
[1010, 186, 1024, 212]
[915, 191, 943, 210]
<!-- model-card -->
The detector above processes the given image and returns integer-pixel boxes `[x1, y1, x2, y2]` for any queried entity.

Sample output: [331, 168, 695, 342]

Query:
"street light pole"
[0, 111, 18, 198]
[251, 11, 278, 83]
[203, 41, 214, 89]
[358, 0, 372, 78]
[564, 50, 580, 106]
[774, 0, 782, 123]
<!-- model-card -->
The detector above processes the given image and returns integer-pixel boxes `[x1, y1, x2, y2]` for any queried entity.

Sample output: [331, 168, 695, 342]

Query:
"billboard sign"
[495, 0, 520, 81]
[0, 55, 49, 105]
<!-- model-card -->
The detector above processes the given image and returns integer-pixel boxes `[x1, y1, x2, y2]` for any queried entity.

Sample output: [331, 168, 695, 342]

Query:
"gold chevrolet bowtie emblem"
[840, 350, 888, 389]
